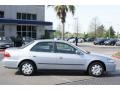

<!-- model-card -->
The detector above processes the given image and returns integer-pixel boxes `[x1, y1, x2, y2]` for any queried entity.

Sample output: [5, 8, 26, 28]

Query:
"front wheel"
[19, 61, 36, 76]
[88, 62, 105, 77]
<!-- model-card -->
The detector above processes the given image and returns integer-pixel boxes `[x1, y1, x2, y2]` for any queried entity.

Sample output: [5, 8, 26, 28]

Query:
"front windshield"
[78, 47, 90, 54]
[70, 43, 90, 54]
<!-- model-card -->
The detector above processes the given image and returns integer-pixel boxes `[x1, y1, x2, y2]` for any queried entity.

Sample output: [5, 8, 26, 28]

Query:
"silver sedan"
[2, 39, 116, 77]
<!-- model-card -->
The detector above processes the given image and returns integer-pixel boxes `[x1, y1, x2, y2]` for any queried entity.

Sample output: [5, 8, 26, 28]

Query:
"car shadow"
[98, 69, 120, 77]
[15, 69, 120, 77]
[15, 70, 89, 76]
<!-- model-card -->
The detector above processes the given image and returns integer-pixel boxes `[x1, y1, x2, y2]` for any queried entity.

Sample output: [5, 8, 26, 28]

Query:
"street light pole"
[67, 24, 70, 38]
[109, 29, 110, 38]
[74, 18, 79, 38]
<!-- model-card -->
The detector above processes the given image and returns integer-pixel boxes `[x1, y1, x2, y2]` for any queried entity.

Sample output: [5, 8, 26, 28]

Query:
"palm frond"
[68, 5, 75, 15]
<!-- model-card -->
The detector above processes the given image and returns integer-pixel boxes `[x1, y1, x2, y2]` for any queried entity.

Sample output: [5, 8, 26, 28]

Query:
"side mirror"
[76, 50, 84, 55]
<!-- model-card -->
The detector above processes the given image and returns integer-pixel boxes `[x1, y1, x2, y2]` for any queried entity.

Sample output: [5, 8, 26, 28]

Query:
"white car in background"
[68, 38, 84, 43]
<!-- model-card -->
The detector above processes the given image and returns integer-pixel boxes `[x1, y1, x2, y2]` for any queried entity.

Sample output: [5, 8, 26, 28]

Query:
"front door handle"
[33, 56, 36, 57]
[59, 57, 63, 59]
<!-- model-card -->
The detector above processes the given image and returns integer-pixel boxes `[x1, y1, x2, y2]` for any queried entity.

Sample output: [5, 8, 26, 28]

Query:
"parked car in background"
[86, 37, 96, 42]
[0, 37, 14, 49]
[68, 38, 75, 43]
[0, 41, 14, 49]
[68, 37, 84, 43]
[67, 37, 74, 41]
[73, 38, 84, 43]
[93, 38, 109, 45]
[78, 38, 84, 43]
[23, 37, 34, 45]
[2, 39, 116, 77]
[116, 40, 120, 46]
[104, 39, 118, 46]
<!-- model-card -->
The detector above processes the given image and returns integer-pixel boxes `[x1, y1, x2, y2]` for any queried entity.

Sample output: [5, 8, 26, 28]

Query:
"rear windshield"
[20, 41, 35, 49]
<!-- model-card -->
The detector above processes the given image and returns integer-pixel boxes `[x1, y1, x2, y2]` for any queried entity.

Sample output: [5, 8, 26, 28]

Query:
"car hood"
[86, 52, 113, 61]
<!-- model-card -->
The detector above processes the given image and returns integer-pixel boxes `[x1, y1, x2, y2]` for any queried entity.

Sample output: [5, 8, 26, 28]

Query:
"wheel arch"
[87, 60, 106, 72]
[18, 59, 37, 70]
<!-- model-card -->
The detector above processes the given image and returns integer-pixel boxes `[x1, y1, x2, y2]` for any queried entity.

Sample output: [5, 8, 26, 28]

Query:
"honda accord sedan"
[2, 40, 116, 77]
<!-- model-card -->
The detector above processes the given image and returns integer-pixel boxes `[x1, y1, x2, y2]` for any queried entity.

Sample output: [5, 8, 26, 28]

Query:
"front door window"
[55, 42, 76, 54]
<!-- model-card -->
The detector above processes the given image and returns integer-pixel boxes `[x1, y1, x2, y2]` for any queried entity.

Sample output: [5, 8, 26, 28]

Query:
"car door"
[30, 41, 58, 69]
[54, 42, 86, 70]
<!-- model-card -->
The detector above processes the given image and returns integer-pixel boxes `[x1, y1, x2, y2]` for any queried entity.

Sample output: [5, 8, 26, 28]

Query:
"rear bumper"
[2, 58, 18, 69]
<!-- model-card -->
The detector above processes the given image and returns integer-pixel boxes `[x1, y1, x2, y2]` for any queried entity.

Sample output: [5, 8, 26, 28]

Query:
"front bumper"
[106, 62, 116, 72]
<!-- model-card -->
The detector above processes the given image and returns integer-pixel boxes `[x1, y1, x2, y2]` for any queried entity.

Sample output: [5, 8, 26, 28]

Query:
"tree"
[96, 25, 106, 37]
[54, 30, 62, 39]
[105, 26, 116, 38]
[49, 5, 75, 40]
[88, 17, 100, 38]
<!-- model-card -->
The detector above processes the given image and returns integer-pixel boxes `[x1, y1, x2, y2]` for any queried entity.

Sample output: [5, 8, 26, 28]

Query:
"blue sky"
[45, 5, 120, 34]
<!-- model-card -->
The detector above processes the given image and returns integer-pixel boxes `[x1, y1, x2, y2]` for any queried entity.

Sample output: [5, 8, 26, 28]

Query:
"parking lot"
[0, 43, 120, 85]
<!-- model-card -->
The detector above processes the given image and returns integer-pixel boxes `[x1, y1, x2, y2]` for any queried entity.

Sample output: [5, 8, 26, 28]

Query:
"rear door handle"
[33, 56, 36, 57]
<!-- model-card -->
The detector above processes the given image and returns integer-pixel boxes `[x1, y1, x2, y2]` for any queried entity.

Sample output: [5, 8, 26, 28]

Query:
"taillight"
[4, 52, 11, 57]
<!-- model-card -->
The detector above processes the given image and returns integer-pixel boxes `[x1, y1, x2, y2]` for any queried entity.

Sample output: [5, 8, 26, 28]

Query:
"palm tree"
[49, 5, 75, 40]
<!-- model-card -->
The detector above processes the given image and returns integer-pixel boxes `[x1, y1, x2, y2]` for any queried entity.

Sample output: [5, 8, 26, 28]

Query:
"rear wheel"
[88, 62, 105, 77]
[19, 61, 36, 76]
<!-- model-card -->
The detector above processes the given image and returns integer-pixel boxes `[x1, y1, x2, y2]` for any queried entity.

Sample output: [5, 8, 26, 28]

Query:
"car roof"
[34, 39, 69, 43]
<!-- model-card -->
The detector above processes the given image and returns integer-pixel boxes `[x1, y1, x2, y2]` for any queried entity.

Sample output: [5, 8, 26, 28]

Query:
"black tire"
[88, 62, 105, 77]
[19, 61, 36, 76]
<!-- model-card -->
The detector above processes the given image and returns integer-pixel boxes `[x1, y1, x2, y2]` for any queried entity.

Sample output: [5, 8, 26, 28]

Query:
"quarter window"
[55, 42, 76, 54]
[31, 42, 54, 52]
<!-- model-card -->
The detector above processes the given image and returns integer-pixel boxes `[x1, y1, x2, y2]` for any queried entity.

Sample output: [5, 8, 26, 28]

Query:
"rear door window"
[31, 42, 54, 52]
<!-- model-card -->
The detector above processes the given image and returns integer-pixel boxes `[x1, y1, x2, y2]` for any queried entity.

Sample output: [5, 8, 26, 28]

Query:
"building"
[0, 5, 54, 40]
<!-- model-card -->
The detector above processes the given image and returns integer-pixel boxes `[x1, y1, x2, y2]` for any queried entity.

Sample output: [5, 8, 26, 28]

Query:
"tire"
[19, 61, 36, 76]
[88, 62, 105, 77]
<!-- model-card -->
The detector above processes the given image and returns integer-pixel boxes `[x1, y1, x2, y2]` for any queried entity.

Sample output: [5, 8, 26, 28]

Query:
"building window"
[0, 24, 4, 37]
[17, 13, 21, 19]
[0, 11, 4, 18]
[32, 26, 36, 38]
[22, 13, 26, 19]
[17, 25, 36, 39]
[27, 14, 31, 20]
[32, 14, 37, 20]
[16, 12, 37, 20]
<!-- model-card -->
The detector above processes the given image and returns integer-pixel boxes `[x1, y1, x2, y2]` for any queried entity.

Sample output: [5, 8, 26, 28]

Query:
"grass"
[114, 52, 120, 56]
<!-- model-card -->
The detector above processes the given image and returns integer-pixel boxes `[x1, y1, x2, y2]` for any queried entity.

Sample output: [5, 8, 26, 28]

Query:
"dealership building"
[0, 5, 54, 40]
